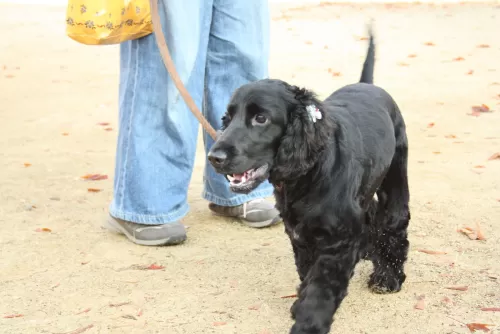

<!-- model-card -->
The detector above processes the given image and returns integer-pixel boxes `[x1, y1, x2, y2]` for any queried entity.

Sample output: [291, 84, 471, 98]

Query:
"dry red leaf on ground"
[104, 127, 113, 131]
[96, 122, 110, 126]
[453, 56, 465, 61]
[488, 153, 500, 160]
[418, 249, 447, 255]
[408, 54, 417, 58]
[35, 228, 52, 232]
[87, 188, 102, 193]
[3, 314, 23, 318]
[427, 122, 435, 128]
[248, 304, 261, 310]
[109, 301, 130, 307]
[432, 151, 441, 154]
[414, 295, 425, 310]
[5, 74, 15, 78]
[466, 323, 493, 332]
[327, 68, 342, 77]
[445, 285, 468, 291]
[213, 322, 227, 326]
[146, 264, 165, 270]
[76, 308, 91, 315]
[445, 134, 457, 139]
[467, 70, 474, 75]
[62, 132, 69, 136]
[474, 165, 486, 169]
[442, 296, 453, 304]
[281, 294, 298, 299]
[58, 324, 94, 334]
[481, 307, 500, 312]
[477, 44, 490, 48]
[356, 36, 369, 41]
[24, 163, 31, 167]
[424, 41, 435, 46]
[81, 174, 108, 181]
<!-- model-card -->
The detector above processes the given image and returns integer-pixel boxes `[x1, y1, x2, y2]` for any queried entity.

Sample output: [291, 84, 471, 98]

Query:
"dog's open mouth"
[226, 164, 268, 193]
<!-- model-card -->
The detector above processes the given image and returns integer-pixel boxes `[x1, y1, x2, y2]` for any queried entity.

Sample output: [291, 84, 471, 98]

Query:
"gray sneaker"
[209, 199, 282, 228]
[105, 216, 187, 246]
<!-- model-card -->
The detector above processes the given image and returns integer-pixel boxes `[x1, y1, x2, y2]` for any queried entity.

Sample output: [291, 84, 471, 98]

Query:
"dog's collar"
[306, 104, 322, 123]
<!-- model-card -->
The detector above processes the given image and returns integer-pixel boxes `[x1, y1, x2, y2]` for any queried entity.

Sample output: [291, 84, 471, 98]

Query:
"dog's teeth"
[242, 175, 247, 183]
[227, 175, 234, 181]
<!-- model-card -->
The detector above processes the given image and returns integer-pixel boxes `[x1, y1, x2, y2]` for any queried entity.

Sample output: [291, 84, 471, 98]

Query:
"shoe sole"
[105, 218, 187, 246]
[210, 212, 283, 228]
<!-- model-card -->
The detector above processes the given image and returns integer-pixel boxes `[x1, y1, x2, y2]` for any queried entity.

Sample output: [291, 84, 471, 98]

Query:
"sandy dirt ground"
[1, 2, 499, 334]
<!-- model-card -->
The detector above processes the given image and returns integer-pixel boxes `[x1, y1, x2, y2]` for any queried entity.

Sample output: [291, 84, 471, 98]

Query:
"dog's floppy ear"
[272, 86, 335, 181]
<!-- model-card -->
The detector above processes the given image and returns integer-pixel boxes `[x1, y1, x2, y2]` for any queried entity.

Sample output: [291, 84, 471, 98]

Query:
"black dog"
[208, 30, 410, 334]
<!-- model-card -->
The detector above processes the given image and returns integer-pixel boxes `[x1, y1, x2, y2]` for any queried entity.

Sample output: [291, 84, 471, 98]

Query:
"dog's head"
[208, 79, 335, 194]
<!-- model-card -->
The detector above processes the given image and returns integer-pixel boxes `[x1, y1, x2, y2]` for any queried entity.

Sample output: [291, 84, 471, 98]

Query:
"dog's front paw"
[368, 267, 406, 294]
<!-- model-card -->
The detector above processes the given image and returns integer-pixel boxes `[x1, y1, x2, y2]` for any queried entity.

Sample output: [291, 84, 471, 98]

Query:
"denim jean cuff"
[202, 188, 274, 207]
[109, 202, 190, 225]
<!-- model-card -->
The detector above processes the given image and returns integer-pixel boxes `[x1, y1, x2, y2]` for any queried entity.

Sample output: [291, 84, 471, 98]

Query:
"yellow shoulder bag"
[66, 0, 153, 45]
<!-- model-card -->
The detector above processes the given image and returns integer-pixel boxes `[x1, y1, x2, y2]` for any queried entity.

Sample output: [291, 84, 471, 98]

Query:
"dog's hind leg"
[368, 124, 410, 294]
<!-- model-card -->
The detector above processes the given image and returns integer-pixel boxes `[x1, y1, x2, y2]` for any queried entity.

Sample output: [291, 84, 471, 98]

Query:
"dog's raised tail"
[359, 26, 375, 85]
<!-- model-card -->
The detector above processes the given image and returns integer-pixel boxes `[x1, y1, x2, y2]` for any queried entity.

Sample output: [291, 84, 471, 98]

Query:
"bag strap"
[149, 0, 218, 140]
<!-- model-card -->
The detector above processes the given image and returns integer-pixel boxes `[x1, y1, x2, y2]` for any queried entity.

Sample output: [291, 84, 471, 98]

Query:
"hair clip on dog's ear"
[306, 104, 322, 123]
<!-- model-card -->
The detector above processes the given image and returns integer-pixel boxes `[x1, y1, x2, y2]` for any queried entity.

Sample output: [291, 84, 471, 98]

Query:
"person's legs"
[202, 0, 280, 227]
[107, 0, 214, 245]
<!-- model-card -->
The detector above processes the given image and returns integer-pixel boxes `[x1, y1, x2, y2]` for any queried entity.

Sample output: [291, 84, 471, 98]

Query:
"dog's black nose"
[208, 149, 227, 167]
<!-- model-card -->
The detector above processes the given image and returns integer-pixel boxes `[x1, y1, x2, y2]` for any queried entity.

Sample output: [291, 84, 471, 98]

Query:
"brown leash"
[149, 0, 218, 140]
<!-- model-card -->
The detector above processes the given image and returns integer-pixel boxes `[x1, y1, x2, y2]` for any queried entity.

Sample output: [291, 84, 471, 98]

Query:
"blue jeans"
[109, 0, 273, 224]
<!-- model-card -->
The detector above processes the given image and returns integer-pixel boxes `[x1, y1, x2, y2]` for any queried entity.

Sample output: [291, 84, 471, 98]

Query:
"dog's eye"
[253, 114, 267, 125]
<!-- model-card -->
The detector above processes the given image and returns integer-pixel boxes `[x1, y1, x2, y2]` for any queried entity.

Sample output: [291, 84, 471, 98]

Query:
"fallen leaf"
[488, 153, 500, 160]
[146, 264, 165, 270]
[477, 44, 490, 48]
[327, 68, 342, 77]
[442, 296, 453, 304]
[453, 56, 465, 61]
[109, 301, 131, 307]
[213, 322, 227, 326]
[122, 315, 137, 320]
[397, 62, 410, 67]
[137, 309, 143, 316]
[356, 36, 369, 41]
[474, 165, 486, 169]
[87, 188, 102, 193]
[81, 174, 108, 181]
[445, 286, 468, 291]
[280, 294, 298, 299]
[62, 132, 69, 136]
[481, 307, 500, 312]
[470, 105, 492, 116]
[414, 295, 425, 310]
[427, 122, 435, 128]
[24, 163, 31, 167]
[76, 308, 91, 315]
[418, 249, 447, 255]
[3, 314, 23, 319]
[475, 222, 486, 240]
[104, 127, 113, 131]
[445, 135, 457, 139]
[97, 122, 110, 126]
[432, 151, 441, 154]
[81, 260, 91, 265]
[424, 41, 435, 46]
[467, 70, 474, 75]
[248, 304, 261, 311]
[56, 324, 94, 334]
[408, 54, 417, 58]
[35, 228, 52, 232]
[5, 74, 15, 78]
[466, 323, 493, 332]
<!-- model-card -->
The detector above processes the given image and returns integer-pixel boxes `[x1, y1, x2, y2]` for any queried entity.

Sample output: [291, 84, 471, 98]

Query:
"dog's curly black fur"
[208, 29, 410, 334]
